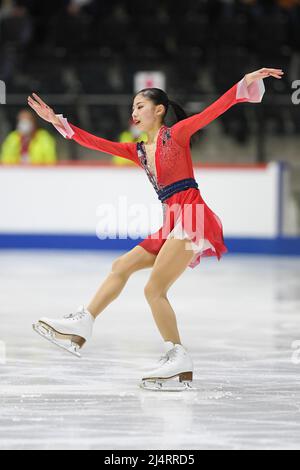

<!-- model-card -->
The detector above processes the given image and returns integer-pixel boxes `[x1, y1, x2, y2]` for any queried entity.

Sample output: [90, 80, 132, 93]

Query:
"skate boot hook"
[33, 306, 94, 357]
[140, 344, 194, 391]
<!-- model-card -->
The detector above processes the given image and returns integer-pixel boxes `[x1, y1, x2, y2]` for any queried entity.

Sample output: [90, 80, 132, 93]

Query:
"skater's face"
[132, 95, 165, 131]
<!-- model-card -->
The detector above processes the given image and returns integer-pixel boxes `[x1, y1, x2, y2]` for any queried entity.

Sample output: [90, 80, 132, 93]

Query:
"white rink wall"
[0, 162, 288, 235]
[0, 161, 299, 255]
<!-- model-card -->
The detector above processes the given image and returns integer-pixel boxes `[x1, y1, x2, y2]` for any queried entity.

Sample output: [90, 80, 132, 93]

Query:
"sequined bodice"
[137, 141, 162, 193]
[137, 125, 194, 193]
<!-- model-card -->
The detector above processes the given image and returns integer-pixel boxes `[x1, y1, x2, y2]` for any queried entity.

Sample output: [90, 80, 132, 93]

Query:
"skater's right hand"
[27, 93, 61, 127]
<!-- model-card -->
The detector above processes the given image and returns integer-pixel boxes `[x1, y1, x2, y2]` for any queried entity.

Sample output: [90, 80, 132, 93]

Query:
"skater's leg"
[144, 238, 195, 344]
[33, 246, 157, 356]
[87, 246, 156, 318]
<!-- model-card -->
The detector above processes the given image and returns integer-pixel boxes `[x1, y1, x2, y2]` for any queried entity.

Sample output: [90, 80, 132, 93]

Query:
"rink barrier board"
[0, 161, 269, 169]
[0, 161, 297, 252]
[0, 234, 300, 255]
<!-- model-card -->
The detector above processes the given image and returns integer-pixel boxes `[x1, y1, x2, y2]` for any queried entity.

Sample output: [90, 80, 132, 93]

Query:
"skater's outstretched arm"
[171, 68, 284, 147]
[27, 94, 141, 167]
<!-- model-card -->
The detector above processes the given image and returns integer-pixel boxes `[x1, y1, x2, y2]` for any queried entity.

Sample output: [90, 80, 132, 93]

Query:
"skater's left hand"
[245, 68, 284, 86]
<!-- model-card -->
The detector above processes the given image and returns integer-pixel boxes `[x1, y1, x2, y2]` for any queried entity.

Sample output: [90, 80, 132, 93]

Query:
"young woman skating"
[29, 67, 283, 390]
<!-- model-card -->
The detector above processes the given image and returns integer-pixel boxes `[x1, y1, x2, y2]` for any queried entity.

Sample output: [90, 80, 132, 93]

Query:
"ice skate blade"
[32, 322, 84, 358]
[139, 379, 195, 392]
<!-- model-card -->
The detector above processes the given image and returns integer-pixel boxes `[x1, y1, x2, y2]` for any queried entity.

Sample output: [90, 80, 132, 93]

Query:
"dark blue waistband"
[157, 178, 199, 202]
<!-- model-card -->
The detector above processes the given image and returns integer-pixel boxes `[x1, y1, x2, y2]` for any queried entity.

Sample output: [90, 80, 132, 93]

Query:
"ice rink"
[1, 250, 300, 450]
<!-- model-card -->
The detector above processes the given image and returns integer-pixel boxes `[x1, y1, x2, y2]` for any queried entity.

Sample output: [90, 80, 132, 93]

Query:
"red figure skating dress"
[54, 76, 265, 268]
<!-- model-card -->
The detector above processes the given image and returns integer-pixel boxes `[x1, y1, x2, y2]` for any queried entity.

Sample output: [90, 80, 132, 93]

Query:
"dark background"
[0, 0, 299, 156]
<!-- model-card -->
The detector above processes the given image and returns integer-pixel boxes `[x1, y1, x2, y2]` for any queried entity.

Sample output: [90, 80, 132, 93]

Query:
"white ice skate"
[140, 344, 194, 392]
[143, 341, 175, 371]
[33, 305, 94, 357]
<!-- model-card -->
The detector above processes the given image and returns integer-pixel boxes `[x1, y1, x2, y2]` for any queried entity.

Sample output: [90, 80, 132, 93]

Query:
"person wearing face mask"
[111, 118, 148, 166]
[0, 109, 57, 165]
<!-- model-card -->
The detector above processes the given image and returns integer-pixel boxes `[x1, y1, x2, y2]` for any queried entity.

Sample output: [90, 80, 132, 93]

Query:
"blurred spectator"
[112, 119, 147, 166]
[47, 0, 95, 60]
[1, 109, 57, 165]
[0, 1, 33, 82]
[0, 3, 32, 47]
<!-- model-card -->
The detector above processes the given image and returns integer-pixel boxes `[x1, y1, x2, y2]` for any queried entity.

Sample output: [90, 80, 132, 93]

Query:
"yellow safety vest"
[112, 130, 148, 166]
[1, 129, 57, 165]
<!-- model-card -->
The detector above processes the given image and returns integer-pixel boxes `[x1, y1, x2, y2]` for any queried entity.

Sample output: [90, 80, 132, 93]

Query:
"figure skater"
[28, 67, 283, 390]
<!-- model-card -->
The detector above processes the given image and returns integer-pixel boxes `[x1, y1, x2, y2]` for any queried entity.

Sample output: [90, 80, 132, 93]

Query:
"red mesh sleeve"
[172, 77, 265, 147]
[69, 124, 141, 166]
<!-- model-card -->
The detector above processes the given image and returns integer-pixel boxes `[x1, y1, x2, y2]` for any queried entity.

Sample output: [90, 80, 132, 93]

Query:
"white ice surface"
[0, 251, 300, 450]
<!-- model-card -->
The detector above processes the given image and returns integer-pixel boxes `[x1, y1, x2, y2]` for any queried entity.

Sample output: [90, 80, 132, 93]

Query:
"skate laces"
[64, 306, 87, 321]
[158, 353, 168, 364]
[165, 347, 181, 363]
